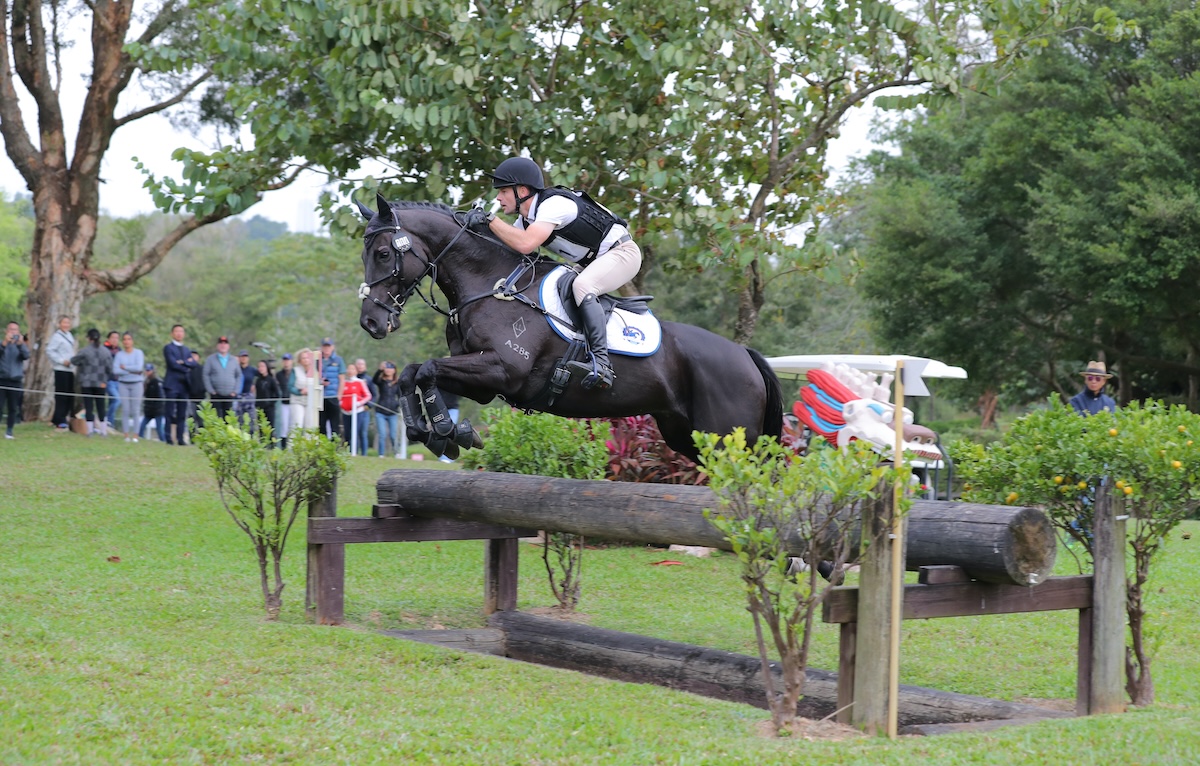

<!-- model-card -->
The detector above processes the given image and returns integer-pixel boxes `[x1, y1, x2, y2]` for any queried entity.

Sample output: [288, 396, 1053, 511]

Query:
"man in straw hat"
[1070, 361, 1117, 416]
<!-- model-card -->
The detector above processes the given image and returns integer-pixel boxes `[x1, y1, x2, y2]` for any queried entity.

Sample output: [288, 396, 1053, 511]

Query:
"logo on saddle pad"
[539, 266, 662, 357]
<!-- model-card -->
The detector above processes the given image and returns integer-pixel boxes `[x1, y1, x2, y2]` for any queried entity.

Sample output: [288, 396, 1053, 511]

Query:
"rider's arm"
[488, 218, 554, 255]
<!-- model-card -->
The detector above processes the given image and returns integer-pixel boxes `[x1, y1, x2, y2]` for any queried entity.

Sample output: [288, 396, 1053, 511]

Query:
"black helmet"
[486, 157, 546, 191]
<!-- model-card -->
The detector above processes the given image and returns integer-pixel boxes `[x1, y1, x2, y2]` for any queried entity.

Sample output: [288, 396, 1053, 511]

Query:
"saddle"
[537, 266, 663, 357]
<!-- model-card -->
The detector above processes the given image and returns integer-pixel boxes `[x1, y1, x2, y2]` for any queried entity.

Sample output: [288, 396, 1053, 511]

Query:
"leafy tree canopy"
[855, 0, 1199, 409]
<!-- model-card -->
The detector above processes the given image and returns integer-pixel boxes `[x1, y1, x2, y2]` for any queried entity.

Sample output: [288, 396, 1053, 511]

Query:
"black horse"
[356, 193, 783, 461]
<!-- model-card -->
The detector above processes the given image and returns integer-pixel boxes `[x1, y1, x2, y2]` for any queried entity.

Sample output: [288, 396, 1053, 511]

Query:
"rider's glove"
[463, 207, 494, 227]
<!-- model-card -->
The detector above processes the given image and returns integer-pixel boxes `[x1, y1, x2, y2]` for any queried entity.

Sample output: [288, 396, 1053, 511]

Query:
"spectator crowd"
[0, 318, 449, 457]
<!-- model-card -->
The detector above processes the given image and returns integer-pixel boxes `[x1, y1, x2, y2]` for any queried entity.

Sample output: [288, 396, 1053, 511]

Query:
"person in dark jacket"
[186, 350, 206, 434]
[1070, 361, 1118, 416]
[252, 360, 281, 445]
[1, 320, 30, 439]
[71, 328, 113, 436]
[374, 361, 401, 458]
[139, 364, 166, 442]
[162, 324, 198, 445]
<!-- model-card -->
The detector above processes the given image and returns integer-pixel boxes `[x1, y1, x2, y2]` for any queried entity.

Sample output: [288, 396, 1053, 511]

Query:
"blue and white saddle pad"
[538, 266, 662, 357]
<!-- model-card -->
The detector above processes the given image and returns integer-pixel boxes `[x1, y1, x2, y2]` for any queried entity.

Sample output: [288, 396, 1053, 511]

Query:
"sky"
[0, 57, 883, 234]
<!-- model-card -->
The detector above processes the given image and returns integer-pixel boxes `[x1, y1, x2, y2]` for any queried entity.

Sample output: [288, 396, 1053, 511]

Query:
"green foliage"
[461, 408, 610, 481]
[957, 398, 1200, 704]
[696, 429, 900, 732]
[461, 408, 610, 610]
[192, 404, 347, 618]
[0, 192, 32, 322]
[855, 0, 1200, 405]
[144, 0, 1110, 343]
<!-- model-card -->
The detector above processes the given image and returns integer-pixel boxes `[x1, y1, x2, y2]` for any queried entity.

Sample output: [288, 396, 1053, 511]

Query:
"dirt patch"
[754, 717, 868, 741]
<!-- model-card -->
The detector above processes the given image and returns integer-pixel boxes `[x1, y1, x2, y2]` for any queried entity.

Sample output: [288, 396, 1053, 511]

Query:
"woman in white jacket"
[45, 316, 77, 428]
[288, 348, 320, 433]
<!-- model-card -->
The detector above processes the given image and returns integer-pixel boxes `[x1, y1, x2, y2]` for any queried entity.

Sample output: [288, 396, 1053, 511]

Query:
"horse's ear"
[354, 199, 375, 220]
[375, 192, 396, 225]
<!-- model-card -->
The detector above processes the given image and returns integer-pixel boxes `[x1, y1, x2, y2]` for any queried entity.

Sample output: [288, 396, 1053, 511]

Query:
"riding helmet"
[486, 157, 546, 191]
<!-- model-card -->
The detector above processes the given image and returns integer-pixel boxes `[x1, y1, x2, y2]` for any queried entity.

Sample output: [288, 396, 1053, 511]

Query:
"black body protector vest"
[524, 186, 628, 265]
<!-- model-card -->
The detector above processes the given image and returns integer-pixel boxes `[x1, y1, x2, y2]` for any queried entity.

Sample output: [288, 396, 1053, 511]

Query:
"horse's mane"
[366, 198, 532, 265]
[391, 200, 455, 215]
[364, 200, 455, 239]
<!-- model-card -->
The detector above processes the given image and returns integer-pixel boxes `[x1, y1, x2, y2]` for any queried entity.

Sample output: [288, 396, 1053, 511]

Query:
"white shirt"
[518, 192, 629, 263]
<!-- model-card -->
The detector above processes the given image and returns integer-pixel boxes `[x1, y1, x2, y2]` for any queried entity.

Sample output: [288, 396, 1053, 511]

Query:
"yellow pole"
[888, 361, 905, 739]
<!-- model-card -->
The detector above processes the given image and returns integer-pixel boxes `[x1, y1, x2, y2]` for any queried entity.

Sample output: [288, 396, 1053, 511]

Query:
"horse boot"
[399, 391, 431, 444]
[574, 293, 614, 390]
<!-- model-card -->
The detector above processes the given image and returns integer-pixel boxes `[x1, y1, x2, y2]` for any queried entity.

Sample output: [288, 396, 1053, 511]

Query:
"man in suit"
[162, 324, 197, 445]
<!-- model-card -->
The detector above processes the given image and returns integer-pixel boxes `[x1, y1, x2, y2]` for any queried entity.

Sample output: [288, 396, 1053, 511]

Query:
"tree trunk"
[978, 388, 999, 429]
[3, 1, 238, 423]
[1124, 555, 1154, 705]
[733, 258, 766, 345]
[23, 214, 91, 421]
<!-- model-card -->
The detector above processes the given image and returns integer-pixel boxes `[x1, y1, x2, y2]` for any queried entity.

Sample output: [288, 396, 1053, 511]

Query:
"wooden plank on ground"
[823, 575, 1093, 624]
[487, 611, 1074, 727]
[383, 628, 506, 656]
[902, 717, 1060, 736]
[308, 516, 533, 544]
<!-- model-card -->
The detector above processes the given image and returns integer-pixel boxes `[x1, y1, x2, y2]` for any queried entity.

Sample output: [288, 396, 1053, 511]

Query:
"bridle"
[357, 213, 473, 329]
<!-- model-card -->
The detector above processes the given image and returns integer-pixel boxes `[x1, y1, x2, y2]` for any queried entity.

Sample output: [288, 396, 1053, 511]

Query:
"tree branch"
[0, 0, 43, 184]
[114, 69, 212, 128]
[84, 207, 237, 294]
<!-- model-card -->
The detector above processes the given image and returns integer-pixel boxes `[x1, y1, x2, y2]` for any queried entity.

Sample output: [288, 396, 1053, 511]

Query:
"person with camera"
[1, 321, 30, 439]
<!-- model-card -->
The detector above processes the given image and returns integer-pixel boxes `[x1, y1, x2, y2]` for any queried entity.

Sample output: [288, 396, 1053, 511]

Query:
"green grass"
[2, 423, 1199, 764]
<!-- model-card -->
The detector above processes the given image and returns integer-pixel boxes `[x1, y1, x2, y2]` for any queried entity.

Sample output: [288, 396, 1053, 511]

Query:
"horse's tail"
[747, 347, 784, 440]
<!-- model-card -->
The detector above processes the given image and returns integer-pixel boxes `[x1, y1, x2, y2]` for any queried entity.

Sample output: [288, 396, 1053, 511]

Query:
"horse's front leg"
[397, 362, 432, 447]
[414, 353, 511, 458]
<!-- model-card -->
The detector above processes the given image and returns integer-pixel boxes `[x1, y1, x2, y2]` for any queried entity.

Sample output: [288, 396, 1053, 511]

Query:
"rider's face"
[496, 186, 520, 215]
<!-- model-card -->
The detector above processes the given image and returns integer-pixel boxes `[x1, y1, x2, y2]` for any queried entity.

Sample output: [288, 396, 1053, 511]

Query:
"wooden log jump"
[376, 469, 1057, 585]
[305, 468, 1124, 731]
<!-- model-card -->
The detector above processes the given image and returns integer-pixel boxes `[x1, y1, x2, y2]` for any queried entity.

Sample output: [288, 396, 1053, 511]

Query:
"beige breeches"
[572, 239, 643, 304]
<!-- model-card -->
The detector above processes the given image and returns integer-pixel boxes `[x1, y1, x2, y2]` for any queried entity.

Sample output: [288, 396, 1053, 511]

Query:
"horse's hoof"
[426, 434, 449, 457]
[453, 421, 480, 450]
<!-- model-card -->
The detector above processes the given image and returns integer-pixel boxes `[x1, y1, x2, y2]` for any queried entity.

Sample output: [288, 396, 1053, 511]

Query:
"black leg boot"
[577, 294, 614, 390]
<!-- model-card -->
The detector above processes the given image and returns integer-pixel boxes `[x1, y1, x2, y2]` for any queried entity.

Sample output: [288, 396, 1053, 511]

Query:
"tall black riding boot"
[577, 294, 614, 390]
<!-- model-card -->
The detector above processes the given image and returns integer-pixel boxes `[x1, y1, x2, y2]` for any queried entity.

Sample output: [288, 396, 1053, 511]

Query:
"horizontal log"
[383, 628, 506, 656]
[487, 611, 1072, 726]
[377, 470, 1056, 585]
[308, 515, 533, 544]
[821, 575, 1094, 624]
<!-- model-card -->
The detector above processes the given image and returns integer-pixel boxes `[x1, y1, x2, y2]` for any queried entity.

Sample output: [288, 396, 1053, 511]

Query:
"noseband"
[358, 216, 472, 329]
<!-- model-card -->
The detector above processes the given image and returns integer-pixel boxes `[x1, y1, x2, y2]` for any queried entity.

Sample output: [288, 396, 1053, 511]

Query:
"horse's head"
[356, 192, 434, 339]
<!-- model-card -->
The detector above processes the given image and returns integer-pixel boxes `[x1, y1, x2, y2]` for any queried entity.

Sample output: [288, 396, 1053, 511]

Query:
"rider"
[467, 157, 641, 390]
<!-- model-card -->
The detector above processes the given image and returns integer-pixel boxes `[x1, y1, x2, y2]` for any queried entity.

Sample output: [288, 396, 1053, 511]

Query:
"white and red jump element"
[793, 363, 942, 461]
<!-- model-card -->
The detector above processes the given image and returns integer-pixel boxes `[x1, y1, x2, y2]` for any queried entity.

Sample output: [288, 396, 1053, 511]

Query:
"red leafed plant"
[601, 415, 707, 485]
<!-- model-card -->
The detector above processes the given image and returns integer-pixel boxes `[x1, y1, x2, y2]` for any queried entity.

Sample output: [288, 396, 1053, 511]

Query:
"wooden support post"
[1089, 482, 1126, 713]
[837, 622, 857, 724]
[1076, 605, 1093, 716]
[851, 483, 893, 734]
[306, 477, 344, 625]
[484, 537, 519, 614]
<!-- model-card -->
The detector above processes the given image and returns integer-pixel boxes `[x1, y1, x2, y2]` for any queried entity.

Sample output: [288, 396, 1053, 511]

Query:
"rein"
[360, 210, 566, 331]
